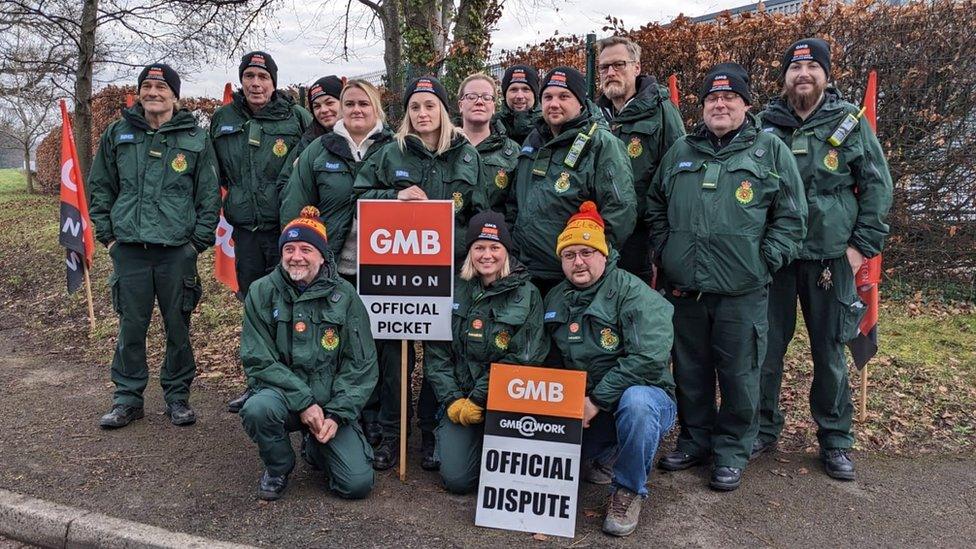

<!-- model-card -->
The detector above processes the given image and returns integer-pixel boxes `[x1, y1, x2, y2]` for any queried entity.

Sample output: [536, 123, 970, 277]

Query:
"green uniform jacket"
[210, 91, 312, 231]
[646, 115, 808, 296]
[476, 119, 520, 211]
[279, 127, 393, 255]
[353, 134, 489, 263]
[89, 105, 220, 251]
[543, 251, 675, 409]
[506, 106, 637, 281]
[240, 261, 378, 422]
[597, 75, 686, 221]
[493, 104, 541, 145]
[275, 120, 332, 196]
[759, 89, 893, 259]
[426, 262, 548, 407]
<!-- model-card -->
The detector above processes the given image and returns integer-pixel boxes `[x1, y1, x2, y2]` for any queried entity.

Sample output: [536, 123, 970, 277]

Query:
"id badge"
[791, 132, 809, 155]
[248, 121, 262, 147]
[702, 163, 720, 190]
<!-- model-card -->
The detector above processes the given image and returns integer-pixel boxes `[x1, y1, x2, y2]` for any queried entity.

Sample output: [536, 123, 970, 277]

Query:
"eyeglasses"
[461, 92, 495, 103]
[597, 60, 635, 74]
[560, 249, 597, 262]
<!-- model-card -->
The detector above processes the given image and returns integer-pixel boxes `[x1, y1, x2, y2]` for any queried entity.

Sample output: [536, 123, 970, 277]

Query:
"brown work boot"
[602, 487, 642, 537]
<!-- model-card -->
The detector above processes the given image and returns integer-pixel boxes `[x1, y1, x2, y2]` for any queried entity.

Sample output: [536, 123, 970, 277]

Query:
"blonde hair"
[459, 248, 512, 282]
[340, 79, 387, 124]
[395, 99, 463, 155]
[595, 35, 642, 63]
[457, 73, 499, 100]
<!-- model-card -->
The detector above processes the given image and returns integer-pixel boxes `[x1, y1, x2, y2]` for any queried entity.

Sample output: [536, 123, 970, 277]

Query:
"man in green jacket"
[544, 202, 676, 537]
[647, 63, 807, 491]
[457, 73, 520, 211]
[595, 35, 686, 281]
[493, 65, 542, 145]
[507, 66, 636, 296]
[89, 63, 219, 429]
[213, 51, 312, 413]
[239, 207, 378, 501]
[756, 39, 893, 480]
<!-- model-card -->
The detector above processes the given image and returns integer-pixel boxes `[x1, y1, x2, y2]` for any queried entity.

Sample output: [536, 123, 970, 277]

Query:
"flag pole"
[399, 339, 408, 481]
[859, 366, 868, 422]
[82, 261, 96, 334]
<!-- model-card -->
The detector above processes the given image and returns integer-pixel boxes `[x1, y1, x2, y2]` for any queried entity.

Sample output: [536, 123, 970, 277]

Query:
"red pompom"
[579, 200, 597, 213]
[300, 205, 321, 218]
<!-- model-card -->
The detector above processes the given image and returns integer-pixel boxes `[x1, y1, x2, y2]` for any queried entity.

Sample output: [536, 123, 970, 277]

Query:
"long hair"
[340, 79, 387, 125]
[459, 248, 511, 282]
[395, 100, 463, 155]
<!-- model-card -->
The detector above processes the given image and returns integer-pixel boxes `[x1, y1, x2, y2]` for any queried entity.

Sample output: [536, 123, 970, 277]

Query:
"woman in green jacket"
[354, 76, 488, 472]
[426, 211, 548, 493]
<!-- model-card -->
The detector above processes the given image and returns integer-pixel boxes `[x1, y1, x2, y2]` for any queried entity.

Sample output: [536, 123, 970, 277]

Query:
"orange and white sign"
[357, 199, 454, 340]
[476, 364, 587, 539]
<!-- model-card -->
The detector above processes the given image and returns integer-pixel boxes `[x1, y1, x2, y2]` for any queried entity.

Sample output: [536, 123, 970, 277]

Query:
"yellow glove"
[447, 398, 466, 424]
[457, 398, 485, 426]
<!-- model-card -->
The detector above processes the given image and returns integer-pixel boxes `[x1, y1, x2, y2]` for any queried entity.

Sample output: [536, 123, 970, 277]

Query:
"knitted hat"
[699, 62, 751, 105]
[465, 210, 514, 251]
[556, 201, 608, 257]
[403, 76, 449, 110]
[502, 65, 540, 97]
[541, 66, 587, 106]
[137, 63, 181, 99]
[239, 51, 278, 88]
[279, 206, 328, 257]
[308, 75, 343, 105]
[782, 38, 831, 78]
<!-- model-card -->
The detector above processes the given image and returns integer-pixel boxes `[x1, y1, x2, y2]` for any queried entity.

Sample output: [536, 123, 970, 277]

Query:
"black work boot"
[421, 431, 440, 471]
[709, 466, 742, 491]
[658, 450, 704, 471]
[227, 388, 253, 413]
[821, 449, 856, 481]
[750, 438, 777, 461]
[363, 421, 383, 448]
[373, 438, 399, 471]
[257, 470, 289, 501]
[165, 400, 196, 426]
[99, 404, 144, 429]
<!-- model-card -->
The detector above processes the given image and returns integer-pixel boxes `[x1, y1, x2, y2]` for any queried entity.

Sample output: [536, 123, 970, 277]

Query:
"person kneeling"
[239, 206, 378, 501]
[544, 202, 677, 537]
[426, 211, 549, 494]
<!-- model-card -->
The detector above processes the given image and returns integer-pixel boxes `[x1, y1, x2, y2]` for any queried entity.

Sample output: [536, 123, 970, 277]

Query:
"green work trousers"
[434, 417, 484, 494]
[376, 340, 438, 441]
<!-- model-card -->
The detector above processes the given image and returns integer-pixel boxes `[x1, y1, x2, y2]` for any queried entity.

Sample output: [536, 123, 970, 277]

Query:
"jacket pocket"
[835, 293, 867, 343]
[181, 275, 203, 312]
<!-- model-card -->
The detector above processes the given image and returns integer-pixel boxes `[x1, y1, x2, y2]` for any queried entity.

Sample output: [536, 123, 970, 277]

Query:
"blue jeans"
[582, 385, 676, 496]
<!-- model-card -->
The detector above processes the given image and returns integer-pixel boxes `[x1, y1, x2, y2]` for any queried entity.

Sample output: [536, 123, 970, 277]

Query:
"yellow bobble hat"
[556, 200, 608, 257]
[279, 206, 328, 256]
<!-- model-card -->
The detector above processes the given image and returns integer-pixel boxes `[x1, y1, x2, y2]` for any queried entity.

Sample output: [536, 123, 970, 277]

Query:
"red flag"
[667, 74, 680, 107]
[214, 83, 240, 293]
[848, 70, 880, 369]
[125, 93, 135, 108]
[58, 100, 95, 293]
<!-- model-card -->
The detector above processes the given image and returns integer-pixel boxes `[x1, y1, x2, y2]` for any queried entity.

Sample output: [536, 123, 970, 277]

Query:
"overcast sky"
[169, 0, 749, 97]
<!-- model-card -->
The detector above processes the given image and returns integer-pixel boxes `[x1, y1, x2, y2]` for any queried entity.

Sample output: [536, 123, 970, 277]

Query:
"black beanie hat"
[137, 63, 181, 99]
[239, 51, 279, 88]
[502, 65, 540, 97]
[782, 38, 831, 78]
[465, 210, 514, 252]
[699, 62, 751, 105]
[403, 76, 449, 110]
[541, 66, 587, 106]
[308, 75, 343, 105]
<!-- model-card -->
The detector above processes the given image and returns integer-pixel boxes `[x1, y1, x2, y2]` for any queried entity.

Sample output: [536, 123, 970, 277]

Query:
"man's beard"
[603, 81, 627, 100]
[286, 264, 313, 282]
[785, 80, 826, 112]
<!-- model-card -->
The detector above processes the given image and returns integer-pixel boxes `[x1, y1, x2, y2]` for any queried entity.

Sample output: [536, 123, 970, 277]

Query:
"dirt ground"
[0, 315, 974, 549]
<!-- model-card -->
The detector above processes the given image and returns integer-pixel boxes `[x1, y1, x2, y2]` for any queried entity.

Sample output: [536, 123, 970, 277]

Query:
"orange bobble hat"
[279, 206, 328, 256]
[556, 201, 608, 257]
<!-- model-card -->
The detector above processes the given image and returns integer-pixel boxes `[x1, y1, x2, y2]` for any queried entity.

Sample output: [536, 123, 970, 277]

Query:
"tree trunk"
[380, 0, 404, 117]
[74, 0, 98, 184]
[23, 148, 34, 194]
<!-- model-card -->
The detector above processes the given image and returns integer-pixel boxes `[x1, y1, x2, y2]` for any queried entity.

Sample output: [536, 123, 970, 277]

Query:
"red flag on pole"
[848, 70, 880, 370]
[214, 83, 240, 293]
[667, 74, 680, 107]
[125, 93, 135, 108]
[58, 99, 95, 293]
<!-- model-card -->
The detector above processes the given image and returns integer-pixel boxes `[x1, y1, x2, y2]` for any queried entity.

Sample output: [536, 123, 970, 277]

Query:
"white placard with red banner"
[356, 199, 454, 341]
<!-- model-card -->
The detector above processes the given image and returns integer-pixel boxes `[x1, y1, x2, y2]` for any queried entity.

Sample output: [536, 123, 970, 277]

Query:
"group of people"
[87, 35, 892, 537]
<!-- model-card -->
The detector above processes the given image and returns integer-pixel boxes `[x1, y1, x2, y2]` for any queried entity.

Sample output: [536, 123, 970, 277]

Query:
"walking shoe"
[658, 450, 703, 471]
[227, 388, 253, 413]
[750, 438, 778, 461]
[709, 466, 742, 491]
[373, 438, 399, 471]
[98, 404, 144, 429]
[165, 400, 196, 426]
[257, 470, 288, 501]
[821, 448, 856, 481]
[363, 421, 383, 448]
[602, 487, 642, 537]
[584, 459, 614, 485]
[421, 431, 440, 471]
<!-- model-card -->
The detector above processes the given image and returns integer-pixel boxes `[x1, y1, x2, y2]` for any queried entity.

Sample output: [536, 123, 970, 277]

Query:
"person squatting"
[89, 36, 892, 538]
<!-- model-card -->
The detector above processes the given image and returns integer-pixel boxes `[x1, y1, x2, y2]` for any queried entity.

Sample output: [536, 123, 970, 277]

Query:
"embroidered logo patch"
[824, 149, 839, 171]
[472, 318, 483, 330]
[569, 322, 580, 333]
[171, 153, 187, 173]
[321, 328, 339, 350]
[272, 138, 288, 157]
[554, 172, 571, 193]
[294, 321, 307, 333]
[494, 330, 511, 350]
[544, 311, 557, 320]
[494, 169, 509, 189]
[600, 327, 620, 351]
[395, 169, 410, 178]
[627, 137, 643, 158]
[453, 191, 464, 213]
[735, 180, 754, 205]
